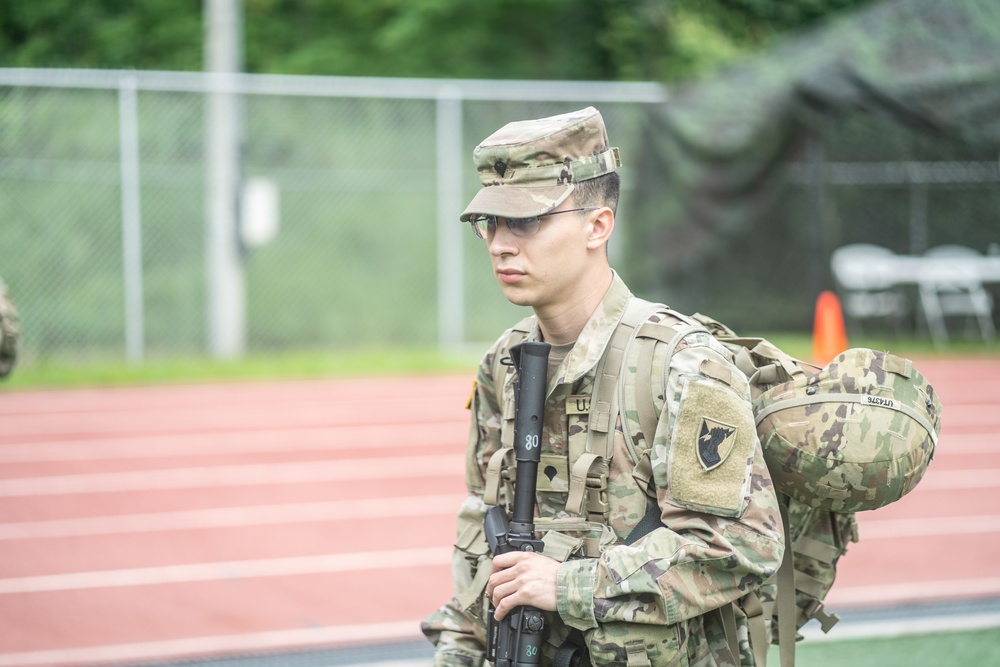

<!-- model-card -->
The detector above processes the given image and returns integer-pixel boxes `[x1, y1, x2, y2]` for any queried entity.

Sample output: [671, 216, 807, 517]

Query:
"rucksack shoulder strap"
[587, 297, 664, 457]
[621, 307, 708, 469]
[564, 297, 662, 518]
[490, 315, 535, 411]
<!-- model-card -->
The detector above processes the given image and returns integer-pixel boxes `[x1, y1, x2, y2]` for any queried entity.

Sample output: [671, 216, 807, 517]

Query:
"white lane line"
[859, 514, 1000, 539]
[0, 546, 452, 594]
[0, 461, 992, 499]
[0, 620, 425, 666]
[0, 422, 465, 462]
[0, 423, 992, 464]
[828, 578, 1000, 606]
[0, 611, 997, 667]
[917, 469, 1000, 490]
[0, 494, 466, 540]
[0, 454, 463, 497]
[800, 612, 1000, 642]
[3, 500, 995, 543]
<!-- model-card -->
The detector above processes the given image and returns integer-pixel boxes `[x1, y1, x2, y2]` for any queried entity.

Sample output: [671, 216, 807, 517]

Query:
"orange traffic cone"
[812, 291, 848, 366]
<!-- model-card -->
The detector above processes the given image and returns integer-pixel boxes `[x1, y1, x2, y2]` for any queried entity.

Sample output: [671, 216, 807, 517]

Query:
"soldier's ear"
[586, 207, 615, 250]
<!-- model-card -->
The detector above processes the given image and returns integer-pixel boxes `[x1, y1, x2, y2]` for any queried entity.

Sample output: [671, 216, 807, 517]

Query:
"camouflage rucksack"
[623, 310, 942, 666]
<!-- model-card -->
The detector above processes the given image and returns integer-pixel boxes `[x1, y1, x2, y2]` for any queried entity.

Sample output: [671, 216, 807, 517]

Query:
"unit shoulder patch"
[668, 377, 755, 517]
[697, 417, 738, 471]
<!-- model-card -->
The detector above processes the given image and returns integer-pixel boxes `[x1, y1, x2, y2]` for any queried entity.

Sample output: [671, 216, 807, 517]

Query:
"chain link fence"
[0, 70, 666, 366]
[0, 69, 997, 367]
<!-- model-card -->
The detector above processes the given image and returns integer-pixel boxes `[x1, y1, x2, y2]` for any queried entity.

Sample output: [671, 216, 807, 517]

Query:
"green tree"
[0, 0, 876, 81]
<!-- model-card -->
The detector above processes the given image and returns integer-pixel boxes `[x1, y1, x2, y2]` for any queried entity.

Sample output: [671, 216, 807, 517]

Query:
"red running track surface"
[0, 359, 997, 666]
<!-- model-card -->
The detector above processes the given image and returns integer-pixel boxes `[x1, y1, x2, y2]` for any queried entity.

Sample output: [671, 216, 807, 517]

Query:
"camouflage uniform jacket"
[423, 274, 785, 666]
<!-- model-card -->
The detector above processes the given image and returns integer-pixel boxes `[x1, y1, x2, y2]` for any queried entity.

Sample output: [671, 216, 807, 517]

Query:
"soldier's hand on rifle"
[486, 551, 560, 621]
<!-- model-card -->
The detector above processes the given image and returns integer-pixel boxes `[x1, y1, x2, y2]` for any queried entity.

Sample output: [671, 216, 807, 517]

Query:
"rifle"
[484, 341, 550, 667]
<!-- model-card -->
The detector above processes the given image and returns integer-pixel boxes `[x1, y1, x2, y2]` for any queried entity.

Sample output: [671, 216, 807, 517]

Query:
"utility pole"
[204, 0, 245, 358]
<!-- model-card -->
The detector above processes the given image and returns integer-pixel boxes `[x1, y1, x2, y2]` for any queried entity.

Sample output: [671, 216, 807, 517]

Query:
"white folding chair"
[918, 245, 996, 345]
[830, 244, 908, 336]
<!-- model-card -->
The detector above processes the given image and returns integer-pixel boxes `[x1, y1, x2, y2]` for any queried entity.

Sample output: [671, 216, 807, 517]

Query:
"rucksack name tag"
[863, 395, 897, 410]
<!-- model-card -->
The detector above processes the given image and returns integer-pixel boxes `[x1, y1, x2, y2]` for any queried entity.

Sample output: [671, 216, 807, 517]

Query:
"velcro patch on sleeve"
[668, 377, 755, 517]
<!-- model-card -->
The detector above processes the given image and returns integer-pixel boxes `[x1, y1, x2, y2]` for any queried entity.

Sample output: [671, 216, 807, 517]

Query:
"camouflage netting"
[625, 0, 1000, 332]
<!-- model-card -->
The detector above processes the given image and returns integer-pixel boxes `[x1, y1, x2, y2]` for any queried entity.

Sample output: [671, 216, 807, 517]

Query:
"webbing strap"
[561, 298, 660, 521]
[718, 603, 741, 666]
[586, 298, 659, 460]
[632, 321, 680, 454]
[721, 337, 810, 380]
[794, 535, 840, 563]
[628, 320, 704, 469]
[776, 496, 797, 667]
[566, 452, 602, 517]
[754, 392, 939, 446]
[493, 317, 534, 403]
[743, 591, 770, 667]
[793, 570, 828, 600]
[484, 448, 515, 507]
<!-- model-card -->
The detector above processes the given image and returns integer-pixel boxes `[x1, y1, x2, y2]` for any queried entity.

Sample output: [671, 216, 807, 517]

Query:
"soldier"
[422, 107, 784, 666]
[0, 278, 18, 379]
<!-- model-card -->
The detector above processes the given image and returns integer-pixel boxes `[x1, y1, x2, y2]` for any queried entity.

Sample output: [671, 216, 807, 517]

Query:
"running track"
[0, 359, 998, 666]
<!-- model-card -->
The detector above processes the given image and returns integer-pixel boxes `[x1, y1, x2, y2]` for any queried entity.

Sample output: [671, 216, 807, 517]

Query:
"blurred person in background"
[422, 107, 784, 667]
[0, 278, 19, 379]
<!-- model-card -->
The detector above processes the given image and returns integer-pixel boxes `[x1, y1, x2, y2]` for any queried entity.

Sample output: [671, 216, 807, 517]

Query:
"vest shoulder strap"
[491, 316, 534, 407]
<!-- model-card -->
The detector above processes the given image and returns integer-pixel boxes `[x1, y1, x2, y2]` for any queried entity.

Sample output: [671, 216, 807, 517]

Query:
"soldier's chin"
[499, 284, 534, 308]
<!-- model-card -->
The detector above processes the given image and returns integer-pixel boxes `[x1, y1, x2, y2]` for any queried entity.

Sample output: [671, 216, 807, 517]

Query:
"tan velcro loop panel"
[484, 448, 515, 506]
[566, 452, 602, 516]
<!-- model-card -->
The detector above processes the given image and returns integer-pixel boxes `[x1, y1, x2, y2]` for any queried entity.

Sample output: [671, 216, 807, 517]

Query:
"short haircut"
[572, 171, 620, 214]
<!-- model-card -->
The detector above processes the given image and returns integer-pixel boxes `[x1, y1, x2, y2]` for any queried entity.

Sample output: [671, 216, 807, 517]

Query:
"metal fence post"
[205, 0, 246, 359]
[436, 85, 464, 351]
[118, 74, 145, 364]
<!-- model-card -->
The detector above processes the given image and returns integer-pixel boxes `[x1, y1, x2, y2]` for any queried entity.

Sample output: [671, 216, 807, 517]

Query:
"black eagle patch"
[698, 418, 738, 471]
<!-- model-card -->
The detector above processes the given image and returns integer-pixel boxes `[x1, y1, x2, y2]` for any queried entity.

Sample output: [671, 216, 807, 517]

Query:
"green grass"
[1, 333, 995, 391]
[771, 627, 1000, 666]
[754, 332, 1000, 363]
[0, 347, 481, 390]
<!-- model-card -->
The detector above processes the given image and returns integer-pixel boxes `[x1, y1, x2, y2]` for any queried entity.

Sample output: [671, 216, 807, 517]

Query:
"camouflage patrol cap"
[460, 107, 621, 221]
